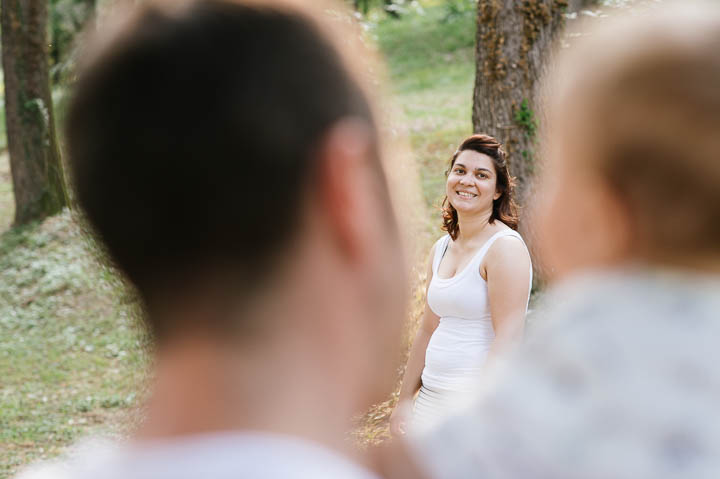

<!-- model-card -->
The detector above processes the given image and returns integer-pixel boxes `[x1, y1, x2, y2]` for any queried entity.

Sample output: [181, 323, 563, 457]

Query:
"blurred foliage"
[351, 0, 418, 17]
[441, 0, 475, 22]
[351, 0, 476, 22]
[49, 0, 95, 84]
[514, 99, 538, 140]
[352, 0, 393, 16]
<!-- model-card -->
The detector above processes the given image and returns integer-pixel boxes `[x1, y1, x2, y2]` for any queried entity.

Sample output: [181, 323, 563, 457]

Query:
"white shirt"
[412, 268, 720, 479]
[15, 432, 379, 479]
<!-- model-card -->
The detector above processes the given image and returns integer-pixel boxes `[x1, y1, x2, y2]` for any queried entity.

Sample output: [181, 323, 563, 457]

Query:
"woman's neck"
[456, 209, 493, 243]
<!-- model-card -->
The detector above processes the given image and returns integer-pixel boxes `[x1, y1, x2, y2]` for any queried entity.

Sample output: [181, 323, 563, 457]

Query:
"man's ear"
[314, 118, 377, 264]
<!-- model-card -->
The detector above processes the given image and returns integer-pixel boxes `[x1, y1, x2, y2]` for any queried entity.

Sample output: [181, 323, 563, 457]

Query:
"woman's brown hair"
[442, 134, 518, 240]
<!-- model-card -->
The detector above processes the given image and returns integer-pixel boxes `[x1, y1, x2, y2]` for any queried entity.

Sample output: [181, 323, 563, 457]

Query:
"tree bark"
[2, 0, 68, 225]
[472, 0, 566, 205]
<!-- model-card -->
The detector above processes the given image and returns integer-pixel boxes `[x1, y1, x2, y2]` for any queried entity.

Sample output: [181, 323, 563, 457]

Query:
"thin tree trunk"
[2, 0, 68, 225]
[472, 0, 565, 205]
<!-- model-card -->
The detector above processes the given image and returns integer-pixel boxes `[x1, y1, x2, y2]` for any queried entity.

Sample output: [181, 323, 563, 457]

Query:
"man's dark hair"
[67, 0, 379, 337]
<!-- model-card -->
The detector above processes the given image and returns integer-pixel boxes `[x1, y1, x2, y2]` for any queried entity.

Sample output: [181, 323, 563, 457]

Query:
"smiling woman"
[390, 134, 532, 436]
[442, 135, 519, 239]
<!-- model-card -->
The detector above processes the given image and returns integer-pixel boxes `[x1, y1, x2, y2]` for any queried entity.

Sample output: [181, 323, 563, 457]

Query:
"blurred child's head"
[536, 2, 720, 280]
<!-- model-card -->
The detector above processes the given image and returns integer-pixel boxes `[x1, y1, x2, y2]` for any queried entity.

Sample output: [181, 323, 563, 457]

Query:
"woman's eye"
[454, 168, 464, 174]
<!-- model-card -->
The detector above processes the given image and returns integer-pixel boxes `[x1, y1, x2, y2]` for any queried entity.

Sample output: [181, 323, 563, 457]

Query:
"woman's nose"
[458, 177, 473, 186]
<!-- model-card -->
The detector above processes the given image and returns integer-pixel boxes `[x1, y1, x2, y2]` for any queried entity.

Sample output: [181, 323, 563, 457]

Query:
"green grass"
[0, 212, 150, 477]
[0, 1, 478, 473]
[374, 1, 475, 217]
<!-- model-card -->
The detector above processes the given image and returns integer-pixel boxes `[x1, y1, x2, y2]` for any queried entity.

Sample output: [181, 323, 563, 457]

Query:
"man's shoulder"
[13, 439, 116, 479]
[15, 463, 68, 479]
[14, 433, 379, 479]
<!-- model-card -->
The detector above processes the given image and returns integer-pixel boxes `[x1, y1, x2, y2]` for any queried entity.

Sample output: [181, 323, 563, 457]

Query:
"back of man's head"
[67, 0, 390, 340]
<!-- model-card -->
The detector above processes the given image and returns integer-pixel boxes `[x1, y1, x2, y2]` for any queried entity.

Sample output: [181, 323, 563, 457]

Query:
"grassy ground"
[0, 2, 477, 475]
[376, 1, 475, 216]
[0, 210, 150, 477]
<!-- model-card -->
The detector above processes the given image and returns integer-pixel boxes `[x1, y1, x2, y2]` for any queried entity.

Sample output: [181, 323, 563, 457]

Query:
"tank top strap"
[432, 235, 452, 274]
[468, 229, 525, 270]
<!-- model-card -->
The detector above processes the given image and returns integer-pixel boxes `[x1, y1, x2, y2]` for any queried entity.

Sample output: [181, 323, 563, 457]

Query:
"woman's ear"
[493, 188, 502, 201]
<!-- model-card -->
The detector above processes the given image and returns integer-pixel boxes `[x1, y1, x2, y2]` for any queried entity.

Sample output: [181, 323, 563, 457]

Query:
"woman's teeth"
[457, 191, 476, 198]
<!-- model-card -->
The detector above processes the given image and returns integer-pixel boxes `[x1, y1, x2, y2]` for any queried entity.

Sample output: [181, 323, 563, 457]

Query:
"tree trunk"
[2, 0, 68, 225]
[472, 0, 565, 205]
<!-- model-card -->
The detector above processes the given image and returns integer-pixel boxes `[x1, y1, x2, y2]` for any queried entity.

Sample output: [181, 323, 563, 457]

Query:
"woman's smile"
[456, 190, 477, 199]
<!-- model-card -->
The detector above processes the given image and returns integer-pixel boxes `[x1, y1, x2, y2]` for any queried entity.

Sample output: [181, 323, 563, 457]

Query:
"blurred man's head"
[536, 1, 720, 281]
[67, 0, 406, 423]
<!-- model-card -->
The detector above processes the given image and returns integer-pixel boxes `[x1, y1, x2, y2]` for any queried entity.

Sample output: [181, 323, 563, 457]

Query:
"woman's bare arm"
[483, 236, 532, 371]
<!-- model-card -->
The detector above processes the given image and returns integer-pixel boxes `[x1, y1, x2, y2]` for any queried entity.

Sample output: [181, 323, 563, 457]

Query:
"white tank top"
[421, 230, 531, 393]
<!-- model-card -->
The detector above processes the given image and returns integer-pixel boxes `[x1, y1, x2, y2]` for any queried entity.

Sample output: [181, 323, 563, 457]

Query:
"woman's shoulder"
[490, 234, 529, 257]
[490, 220, 519, 235]
[431, 234, 451, 252]
[487, 222, 525, 247]
[484, 227, 531, 267]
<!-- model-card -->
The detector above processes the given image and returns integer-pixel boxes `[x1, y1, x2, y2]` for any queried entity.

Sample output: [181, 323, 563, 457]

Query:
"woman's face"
[446, 149, 501, 216]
